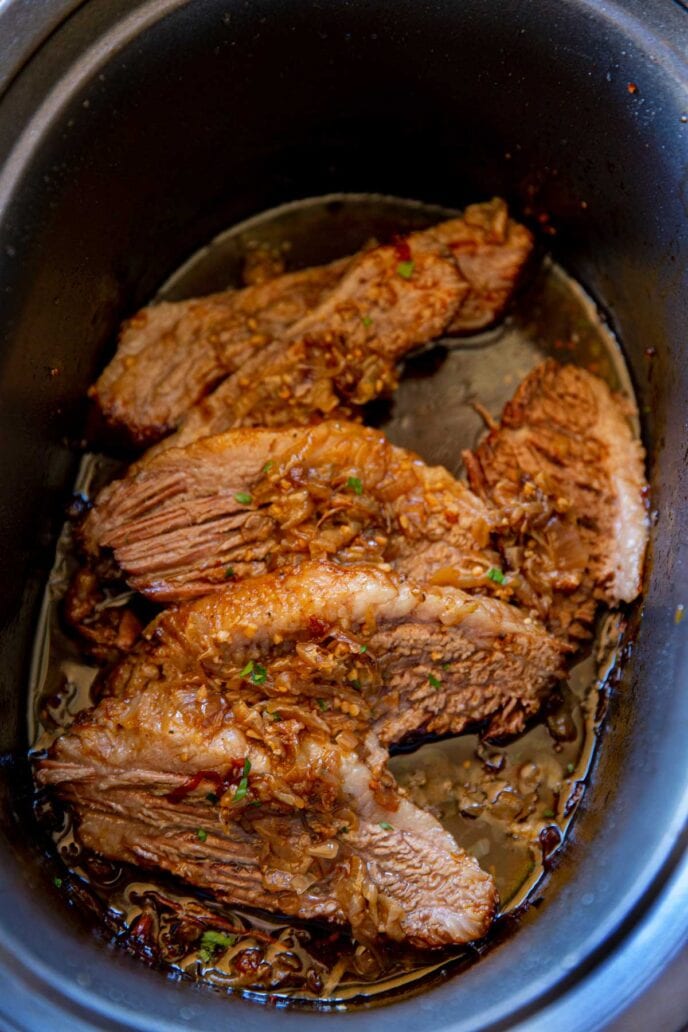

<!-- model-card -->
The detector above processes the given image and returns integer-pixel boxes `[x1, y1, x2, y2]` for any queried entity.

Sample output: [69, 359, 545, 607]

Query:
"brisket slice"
[140, 200, 531, 454]
[90, 258, 350, 445]
[37, 681, 496, 947]
[111, 561, 567, 743]
[81, 421, 498, 602]
[463, 360, 648, 641]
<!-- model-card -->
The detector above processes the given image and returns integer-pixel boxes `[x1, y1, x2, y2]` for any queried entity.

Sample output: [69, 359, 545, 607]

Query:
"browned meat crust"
[110, 561, 567, 744]
[37, 680, 497, 947]
[81, 421, 498, 602]
[92, 200, 531, 448]
[463, 360, 648, 641]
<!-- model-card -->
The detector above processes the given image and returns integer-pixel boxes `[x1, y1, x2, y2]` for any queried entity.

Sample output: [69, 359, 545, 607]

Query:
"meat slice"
[90, 258, 350, 445]
[433, 197, 535, 333]
[123, 200, 531, 454]
[91, 200, 531, 449]
[463, 360, 648, 641]
[81, 421, 498, 602]
[111, 561, 566, 743]
[37, 681, 497, 947]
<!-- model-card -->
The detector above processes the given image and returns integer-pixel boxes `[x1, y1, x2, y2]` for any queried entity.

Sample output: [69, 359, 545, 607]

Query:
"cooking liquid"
[28, 195, 636, 1007]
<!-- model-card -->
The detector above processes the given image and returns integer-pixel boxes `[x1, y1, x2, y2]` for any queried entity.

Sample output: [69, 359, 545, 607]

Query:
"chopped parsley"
[359, 644, 368, 654]
[233, 758, 251, 804]
[487, 566, 506, 585]
[338, 826, 349, 835]
[396, 260, 414, 279]
[542, 809, 555, 819]
[53, 876, 63, 889]
[262, 460, 274, 474]
[240, 660, 267, 684]
[566, 762, 575, 775]
[206, 792, 219, 805]
[317, 698, 329, 711]
[442, 662, 451, 672]
[271, 711, 283, 722]
[199, 929, 238, 962]
[196, 828, 208, 842]
[379, 821, 394, 831]
[362, 315, 373, 328]
[350, 678, 361, 690]
[346, 476, 363, 496]
[428, 673, 441, 689]
[224, 566, 236, 579]
[234, 491, 252, 505]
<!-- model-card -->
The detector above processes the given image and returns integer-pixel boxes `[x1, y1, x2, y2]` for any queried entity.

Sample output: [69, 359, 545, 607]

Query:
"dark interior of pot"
[0, 1, 686, 1029]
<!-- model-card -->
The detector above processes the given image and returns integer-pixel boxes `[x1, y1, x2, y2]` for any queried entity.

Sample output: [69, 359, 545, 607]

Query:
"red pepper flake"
[308, 616, 330, 638]
[391, 234, 412, 262]
[166, 765, 242, 803]
[627, 82, 638, 94]
[445, 511, 458, 525]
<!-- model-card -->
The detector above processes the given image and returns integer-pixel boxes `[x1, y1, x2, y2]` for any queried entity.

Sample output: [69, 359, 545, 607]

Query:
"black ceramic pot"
[0, 1, 687, 1029]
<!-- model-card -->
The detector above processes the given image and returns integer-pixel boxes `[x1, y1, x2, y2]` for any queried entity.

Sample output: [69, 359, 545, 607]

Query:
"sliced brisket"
[81, 421, 498, 602]
[110, 560, 567, 744]
[38, 680, 496, 947]
[463, 360, 648, 641]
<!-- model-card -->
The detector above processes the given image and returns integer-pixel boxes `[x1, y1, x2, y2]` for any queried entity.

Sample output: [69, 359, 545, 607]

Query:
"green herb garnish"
[566, 763, 575, 775]
[317, 698, 329, 711]
[251, 663, 267, 684]
[543, 809, 555, 819]
[428, 674, 441, 689]
[379, 821, 394, 831]
[199, 929, 238, 962]
[339, 826, 349, 835]
[397, 260, 414, 279]
[225, 566, 236, 579]
[346, 476, 363, 496]
[487, 566, 506, 585]
[240, 660, 267, 684]
[271, 711, 283, 722]
[196, 828, 208, 842]
[262, 460, 274, 474]
[442, 662, 451, 672]
[233, 758, 251, 804]
[234, 491, 252, 505]
[362, 315, 373, 328]
[53, 876, 63, 888]
[359, 644, 368, 654]
[350, 678, 361, 690]
[206, 792, 219, 804]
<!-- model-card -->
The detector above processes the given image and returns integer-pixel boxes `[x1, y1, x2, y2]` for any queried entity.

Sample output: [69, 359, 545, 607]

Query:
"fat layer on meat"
[37, 680, 497, 947]
[81, 421, 497, 602]
[463, 360, 648, 641]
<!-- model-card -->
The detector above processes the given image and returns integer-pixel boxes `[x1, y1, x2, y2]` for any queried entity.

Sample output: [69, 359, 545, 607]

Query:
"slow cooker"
[0, 1, 686, 1029]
